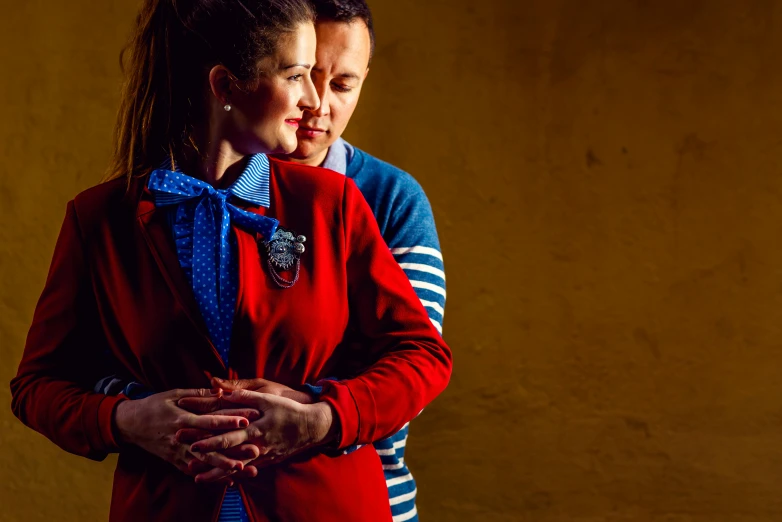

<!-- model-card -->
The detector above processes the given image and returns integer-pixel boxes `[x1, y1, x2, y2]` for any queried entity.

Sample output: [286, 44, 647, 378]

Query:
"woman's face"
[227, 22, 319, 155]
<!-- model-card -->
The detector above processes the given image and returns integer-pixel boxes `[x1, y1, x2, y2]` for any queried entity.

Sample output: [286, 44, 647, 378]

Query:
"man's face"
[287, 19, 371, 164]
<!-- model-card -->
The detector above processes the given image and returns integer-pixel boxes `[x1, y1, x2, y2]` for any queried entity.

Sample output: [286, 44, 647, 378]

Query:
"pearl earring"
[224, 104, 232, 112]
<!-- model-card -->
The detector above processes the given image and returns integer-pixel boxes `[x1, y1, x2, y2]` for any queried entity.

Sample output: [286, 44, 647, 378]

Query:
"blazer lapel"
[136, 187, 226, 370]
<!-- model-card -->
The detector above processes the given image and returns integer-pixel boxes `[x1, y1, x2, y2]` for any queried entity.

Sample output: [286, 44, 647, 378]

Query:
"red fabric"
[10, 158, 452, 522]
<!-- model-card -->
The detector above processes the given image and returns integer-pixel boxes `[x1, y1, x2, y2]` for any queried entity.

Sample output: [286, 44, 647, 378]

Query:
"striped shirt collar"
[156, 153, 271, 208]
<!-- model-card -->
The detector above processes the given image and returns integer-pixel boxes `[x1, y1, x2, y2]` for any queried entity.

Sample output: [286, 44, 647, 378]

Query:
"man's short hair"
[310, 0, 375, 61]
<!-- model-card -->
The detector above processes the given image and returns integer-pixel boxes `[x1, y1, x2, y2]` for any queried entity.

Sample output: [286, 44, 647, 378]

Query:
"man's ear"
[208, 65, 233, 105]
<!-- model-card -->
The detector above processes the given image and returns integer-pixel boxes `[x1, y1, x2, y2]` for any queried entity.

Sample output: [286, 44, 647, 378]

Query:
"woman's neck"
[179, 125, 249, 189]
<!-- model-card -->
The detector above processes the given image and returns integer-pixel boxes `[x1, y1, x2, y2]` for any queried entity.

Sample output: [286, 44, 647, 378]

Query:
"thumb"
[212, 377, 268, 391]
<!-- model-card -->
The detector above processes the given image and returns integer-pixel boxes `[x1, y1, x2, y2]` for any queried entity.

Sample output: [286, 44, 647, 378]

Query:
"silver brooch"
[264, 227, 306, 288]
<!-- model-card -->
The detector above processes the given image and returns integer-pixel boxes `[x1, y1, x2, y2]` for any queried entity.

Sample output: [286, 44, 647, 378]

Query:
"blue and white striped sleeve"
[391, 246, 445, 334]
[382, 178, 445, 334]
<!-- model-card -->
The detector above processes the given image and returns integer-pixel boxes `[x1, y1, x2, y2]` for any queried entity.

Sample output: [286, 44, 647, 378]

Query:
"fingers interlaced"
[173, 386, 283, 486]
[191, 426, 258, 453]
[219, 389, 274, 408]
[211, 408, 261, 421]
[190, 448, 244, 473]
[187, 444, 261, 483]
[185, 413, 249, 431]
[225, 444, 261, 461]
[178, 396, 223, 413]
[176, 428, 213, 444]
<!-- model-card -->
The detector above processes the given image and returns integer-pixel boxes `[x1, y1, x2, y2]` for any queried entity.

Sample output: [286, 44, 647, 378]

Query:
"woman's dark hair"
[309, 0, 374, 60]
[106, 0, 314, 183]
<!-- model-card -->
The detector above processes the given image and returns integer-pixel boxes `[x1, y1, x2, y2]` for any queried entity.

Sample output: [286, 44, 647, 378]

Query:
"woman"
[9, 1, 452, 521]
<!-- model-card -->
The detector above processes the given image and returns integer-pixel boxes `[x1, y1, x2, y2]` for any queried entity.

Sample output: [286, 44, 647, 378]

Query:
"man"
[279, 2, 446, 520]
[288, 0, 445, 331]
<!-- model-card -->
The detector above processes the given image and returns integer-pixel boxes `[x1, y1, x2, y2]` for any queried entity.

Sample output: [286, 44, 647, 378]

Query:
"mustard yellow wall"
[2, 0, 782, 520]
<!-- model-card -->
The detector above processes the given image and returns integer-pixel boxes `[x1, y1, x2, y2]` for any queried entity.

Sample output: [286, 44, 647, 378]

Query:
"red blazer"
[10, 158, 452, 522]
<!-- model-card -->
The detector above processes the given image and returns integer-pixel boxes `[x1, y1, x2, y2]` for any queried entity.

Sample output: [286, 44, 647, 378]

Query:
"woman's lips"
[298, 126, 327, 139]
[285, 119, 301, 128]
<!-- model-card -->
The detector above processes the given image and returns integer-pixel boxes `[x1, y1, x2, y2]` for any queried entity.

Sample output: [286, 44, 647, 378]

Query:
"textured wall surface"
[2, 0, 782, 521]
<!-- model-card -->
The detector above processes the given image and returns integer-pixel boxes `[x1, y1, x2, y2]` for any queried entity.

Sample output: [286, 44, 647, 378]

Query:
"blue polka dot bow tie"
[148, 167, 279, 357]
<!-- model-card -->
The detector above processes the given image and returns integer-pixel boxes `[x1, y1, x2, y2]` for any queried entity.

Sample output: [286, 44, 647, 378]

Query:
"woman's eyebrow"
[281, 63, 312, 70]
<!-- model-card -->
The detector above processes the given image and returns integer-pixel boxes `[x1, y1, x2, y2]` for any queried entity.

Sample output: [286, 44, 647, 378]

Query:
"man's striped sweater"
[323, 138, 446, 522]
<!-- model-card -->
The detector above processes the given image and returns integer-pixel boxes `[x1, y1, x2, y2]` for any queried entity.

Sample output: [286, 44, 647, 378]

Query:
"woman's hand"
[187, 390, 338, 468]
[113, 388, 261, 480]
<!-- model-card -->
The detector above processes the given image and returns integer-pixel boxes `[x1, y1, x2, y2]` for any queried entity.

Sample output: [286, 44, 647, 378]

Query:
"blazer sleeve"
[319, 178, 453, 448]
[10, 201, 126, 461]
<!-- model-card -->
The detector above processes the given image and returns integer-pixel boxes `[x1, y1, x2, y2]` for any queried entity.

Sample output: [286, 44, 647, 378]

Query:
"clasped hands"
[113, 377, 336, 486]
